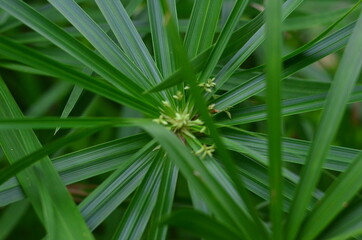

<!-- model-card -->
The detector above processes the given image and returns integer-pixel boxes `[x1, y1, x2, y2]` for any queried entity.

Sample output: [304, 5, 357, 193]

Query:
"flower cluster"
[198, 77, 216, 92]
[153, 100, 205, 139]
[153, 78, 219, 158]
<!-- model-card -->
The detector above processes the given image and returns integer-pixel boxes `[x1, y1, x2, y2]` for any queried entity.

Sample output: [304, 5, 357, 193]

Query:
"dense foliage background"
[0, 0, 361, 239]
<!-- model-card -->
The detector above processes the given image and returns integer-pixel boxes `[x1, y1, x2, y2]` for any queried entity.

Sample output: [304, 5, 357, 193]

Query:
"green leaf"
[188, 182, 209, 213]
[264, 0, 283, 237]
[146, 0, 176, 104]
[218, 85, 362, 125]
[222, 132, 359, 172]
[285, 0, 362, 60]
[38, 176, 58, 239]
[146, 9, 262, 92]
[0, 0, 158, 100]
[212, 0, 304, 93]
[55, 84, 84, 134]
[198, 0, 250, 85]
[147, 159, 178, 240]
[125, 0, 143, 15]
[0, 2, 56, 32]
[10, 26, 86, 44]
[243, 2, 358, 79]
[0, 178, 23, 207]
[147, 0, 175, 77]
[162, 5, 268, 238]
[141, 121, 256, 240]
[221, 136, 324, 207]
[282, 7, 350, 31]
[286, 10, 362, 240]
[145, 48, 212, 93]
[0, 200, 29, 240]
[231, 154, 305, 212]
[221, 11, 264, 61]
[53, 134, 150, 184]
[0, 126, 110, 186]
[164, 209, 241, 240]
[189, 134, 321, 214]
[48, 0, 158, 89]
[320, 202, 362, 240]
[301, 151, 362, 240]
[112, 151, 164, 240]
[185, 137, 232, 214]
[0, 134, 150, 207]
[164, 0, 179, 36]
[54, 67, 92, 134]
[0, 117, 138, 129]
[0, 36, 158, 116]
[0, 76, 94, 239]
[27, 82, 72, 117]
[79, 141, 157, 230]
[146, 5, 263, 94]
[95, 0, 162, 85]
[184, 0, 222, 58]
[214, 22, 356, 111]
[184, 140, 210, 213]
[147, 0, 304, 94]
[0, 63, 52, 76]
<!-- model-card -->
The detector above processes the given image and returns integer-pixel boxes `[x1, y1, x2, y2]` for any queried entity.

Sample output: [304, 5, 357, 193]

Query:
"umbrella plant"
[0, 0, 362, 239]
